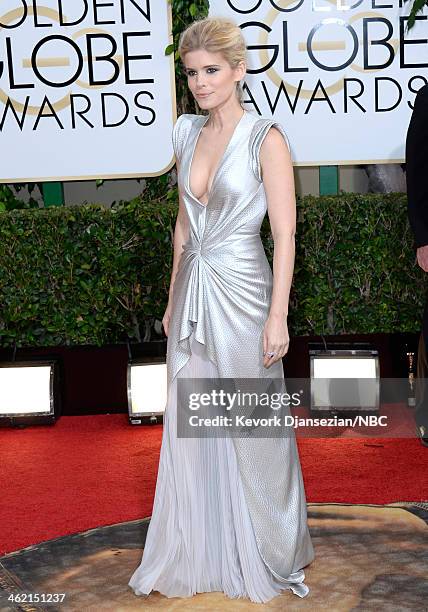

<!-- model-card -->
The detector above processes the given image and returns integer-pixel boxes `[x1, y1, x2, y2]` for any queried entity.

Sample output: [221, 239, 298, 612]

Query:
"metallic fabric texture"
[167, 110, 315, 596]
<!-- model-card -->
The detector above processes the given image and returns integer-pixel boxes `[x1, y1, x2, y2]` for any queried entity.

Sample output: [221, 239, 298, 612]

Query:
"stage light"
[309, 344, 379, 414]
[127, 359, 167, 425]
[0, 360, 59, 427]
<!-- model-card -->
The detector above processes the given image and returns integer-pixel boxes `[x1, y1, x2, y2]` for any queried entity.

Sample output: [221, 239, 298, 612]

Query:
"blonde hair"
[178, 17, 247, 108]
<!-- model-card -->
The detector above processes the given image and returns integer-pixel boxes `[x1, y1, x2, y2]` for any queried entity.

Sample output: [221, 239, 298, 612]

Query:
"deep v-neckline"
[187, 110, 247, 208]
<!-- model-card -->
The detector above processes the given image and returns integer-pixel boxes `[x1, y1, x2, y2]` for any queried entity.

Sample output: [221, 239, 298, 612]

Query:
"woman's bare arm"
[259, 126, 296, 365]
[260, 126, 296, 319]
[168, 159, 190, 302]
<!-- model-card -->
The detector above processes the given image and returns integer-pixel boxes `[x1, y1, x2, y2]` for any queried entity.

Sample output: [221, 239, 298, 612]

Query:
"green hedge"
[290, 193, 426, 335]
[0, 192, 425, 347]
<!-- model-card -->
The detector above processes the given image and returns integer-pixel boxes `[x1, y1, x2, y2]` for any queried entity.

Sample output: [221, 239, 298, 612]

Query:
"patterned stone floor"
[1, 503, 427, 612]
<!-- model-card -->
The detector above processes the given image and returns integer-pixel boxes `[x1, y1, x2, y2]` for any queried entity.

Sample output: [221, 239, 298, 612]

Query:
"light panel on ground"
[0, 364, 53, 415]
[128, 363, 167, 416]
[313, 357, 377, 379]
[310, 351, 379, 411]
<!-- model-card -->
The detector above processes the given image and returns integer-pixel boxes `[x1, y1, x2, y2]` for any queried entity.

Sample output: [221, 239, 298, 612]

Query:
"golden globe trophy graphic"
[208, 0, 428, 166]
[0, 1, 177, 182]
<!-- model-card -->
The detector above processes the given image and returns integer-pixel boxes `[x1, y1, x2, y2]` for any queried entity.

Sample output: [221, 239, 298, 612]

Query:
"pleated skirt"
[128, 329, 309, 603]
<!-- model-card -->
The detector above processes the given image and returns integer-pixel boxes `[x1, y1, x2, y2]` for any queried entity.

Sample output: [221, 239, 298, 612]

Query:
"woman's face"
[183, 48, 245, 111]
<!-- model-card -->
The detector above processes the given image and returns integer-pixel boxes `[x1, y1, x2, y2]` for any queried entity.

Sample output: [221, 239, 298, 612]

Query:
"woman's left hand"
[262, 314, 289, 368]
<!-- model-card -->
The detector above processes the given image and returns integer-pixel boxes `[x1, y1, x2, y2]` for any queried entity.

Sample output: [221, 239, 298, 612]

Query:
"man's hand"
[417, 245, 428, 272]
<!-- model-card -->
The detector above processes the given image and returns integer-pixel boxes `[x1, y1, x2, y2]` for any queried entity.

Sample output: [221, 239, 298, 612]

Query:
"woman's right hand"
[162, 300, 173, 337]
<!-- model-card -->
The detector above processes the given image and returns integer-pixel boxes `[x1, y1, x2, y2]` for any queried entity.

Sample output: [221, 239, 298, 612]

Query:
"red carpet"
[1, 413, 427, 555]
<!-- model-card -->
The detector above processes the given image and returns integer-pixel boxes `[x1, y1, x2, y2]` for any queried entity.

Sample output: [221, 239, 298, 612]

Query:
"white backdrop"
[0, 0, 176, 182]
[209, 0, 428, 165]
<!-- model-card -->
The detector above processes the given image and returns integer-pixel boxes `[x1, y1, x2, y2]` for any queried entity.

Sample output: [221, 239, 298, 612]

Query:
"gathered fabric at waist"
[175, 231, 269, 348]
[182, 232, 264, 259]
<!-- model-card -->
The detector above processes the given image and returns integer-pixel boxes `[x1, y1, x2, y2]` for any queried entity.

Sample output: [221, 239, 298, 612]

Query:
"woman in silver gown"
[128, 16, 315, 604]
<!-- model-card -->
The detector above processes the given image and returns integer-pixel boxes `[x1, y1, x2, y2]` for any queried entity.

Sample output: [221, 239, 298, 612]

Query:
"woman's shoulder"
[246, 112, 291, 180]
[174, 113, 204, 131]
[247, 112, 290, 154]
[247, 112, 289, 145]
[172, 114, 205, 161]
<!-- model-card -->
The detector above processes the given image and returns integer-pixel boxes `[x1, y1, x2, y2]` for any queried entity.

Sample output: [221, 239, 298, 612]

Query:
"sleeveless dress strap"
[249, 118, 291, 182]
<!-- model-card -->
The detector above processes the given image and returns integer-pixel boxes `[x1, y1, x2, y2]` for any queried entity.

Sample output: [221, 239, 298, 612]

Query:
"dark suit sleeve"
[406, 84, 428, 248]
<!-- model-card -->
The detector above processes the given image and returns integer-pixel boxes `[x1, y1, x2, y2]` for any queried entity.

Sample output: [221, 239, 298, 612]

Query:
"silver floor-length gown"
[128, 110, 315, 603]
